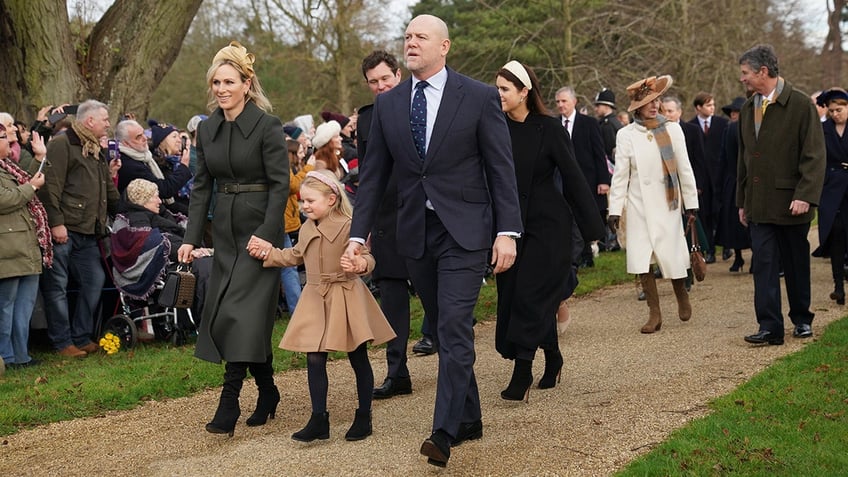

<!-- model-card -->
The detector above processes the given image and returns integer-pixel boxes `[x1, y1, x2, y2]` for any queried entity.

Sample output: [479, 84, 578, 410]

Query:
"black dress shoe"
[722, 249, 733, 261]
[420, 430, 451, 467]
[453, 420, 482, 446]
[705, 252, 716, 264]
[412, 336, 436, 355]
[744, 330, 784, 345]
[793, 324, 813, 338]
[373, 376, 412, 399]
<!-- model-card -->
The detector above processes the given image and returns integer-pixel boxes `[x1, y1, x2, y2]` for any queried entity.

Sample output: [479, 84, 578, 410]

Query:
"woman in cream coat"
[608, 75, 699, 333]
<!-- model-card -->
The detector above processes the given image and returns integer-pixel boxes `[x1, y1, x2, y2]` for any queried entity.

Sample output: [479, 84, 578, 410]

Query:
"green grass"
[616, 316, 848, 476]
[0, 250, 628, 436]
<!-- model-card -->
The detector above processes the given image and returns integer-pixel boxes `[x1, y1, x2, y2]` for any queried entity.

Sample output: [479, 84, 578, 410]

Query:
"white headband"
[502, 60, 532, 90]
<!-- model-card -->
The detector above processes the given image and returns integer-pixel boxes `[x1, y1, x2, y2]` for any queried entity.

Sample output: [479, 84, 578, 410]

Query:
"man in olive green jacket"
[736, 45, 826, 346]
[38, 100, 120, 358]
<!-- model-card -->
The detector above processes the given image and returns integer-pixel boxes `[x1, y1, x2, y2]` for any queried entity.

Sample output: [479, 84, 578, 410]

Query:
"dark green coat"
[185, 102, 289, 364]
[737, 79, 825, 225]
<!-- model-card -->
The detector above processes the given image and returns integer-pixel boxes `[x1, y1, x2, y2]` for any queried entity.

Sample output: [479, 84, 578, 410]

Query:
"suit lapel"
[386, 79, 421, 164]
[425, 68, 464, 163]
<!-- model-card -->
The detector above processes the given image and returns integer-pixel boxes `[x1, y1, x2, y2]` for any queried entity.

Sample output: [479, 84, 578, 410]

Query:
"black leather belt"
[218, 183, 268, 194]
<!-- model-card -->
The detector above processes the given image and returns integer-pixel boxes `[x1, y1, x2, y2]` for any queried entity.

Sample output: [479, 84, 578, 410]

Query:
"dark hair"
[286, 138, 300, 157]
[692, 91, 714, 108]
[497, 63, 549, 116]
[739, 44, 779, 78]
[361, 50, 399, 78]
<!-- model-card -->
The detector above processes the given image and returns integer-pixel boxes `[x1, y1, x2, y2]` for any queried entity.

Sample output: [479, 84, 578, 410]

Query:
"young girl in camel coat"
[262, 170, 395, 442]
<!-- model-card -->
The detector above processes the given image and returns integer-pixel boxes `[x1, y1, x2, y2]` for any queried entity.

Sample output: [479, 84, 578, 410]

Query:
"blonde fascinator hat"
[213, 41, 256, 79]
[625, 75, 673, 112]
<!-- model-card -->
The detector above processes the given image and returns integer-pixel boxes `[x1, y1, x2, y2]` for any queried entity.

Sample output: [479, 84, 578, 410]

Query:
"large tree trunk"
[0, 0, 202, 122]
[822, 0, 846, 88]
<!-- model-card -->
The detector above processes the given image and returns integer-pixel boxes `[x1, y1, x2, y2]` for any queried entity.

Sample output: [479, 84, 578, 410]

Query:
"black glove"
[608, 215, 620, 231]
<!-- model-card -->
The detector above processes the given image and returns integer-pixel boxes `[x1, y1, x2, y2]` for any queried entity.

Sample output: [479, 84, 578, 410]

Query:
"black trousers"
[375, 277, 410, 379]
[749, 222, 814, 334]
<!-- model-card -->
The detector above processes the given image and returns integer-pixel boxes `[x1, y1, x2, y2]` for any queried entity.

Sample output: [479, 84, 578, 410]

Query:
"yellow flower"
[100, 332, 122, 354]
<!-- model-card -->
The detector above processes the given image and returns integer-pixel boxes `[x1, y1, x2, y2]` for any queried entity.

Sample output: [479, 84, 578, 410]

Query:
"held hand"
[789, 200, 810, 216]
[738, 208, 748, 227]
[344, 241, 363, 263]
[29, 172, 46, 190]
[51, 225, 68, 244]
[597, 184, 610, 195]
[37, 105, 52, 122]
[491, 235, 517, 275]
[109, 158, 121, 178]
[685, 209, 698, 223]
[607, 215, 620, 231]
[177, 244, 196, 263]
[246, 235, 272, 260]
[180, 146, 190, 166]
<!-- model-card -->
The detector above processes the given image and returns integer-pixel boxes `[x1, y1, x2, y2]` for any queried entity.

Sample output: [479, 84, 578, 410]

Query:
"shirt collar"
[412, 67, 447, 92]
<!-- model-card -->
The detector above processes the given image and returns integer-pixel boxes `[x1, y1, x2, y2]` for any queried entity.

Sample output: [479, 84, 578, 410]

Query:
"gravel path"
[1, 242, 842, 476]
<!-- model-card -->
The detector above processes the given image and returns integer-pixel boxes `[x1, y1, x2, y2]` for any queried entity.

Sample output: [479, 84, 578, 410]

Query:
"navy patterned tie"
[411, 81, 429, 161]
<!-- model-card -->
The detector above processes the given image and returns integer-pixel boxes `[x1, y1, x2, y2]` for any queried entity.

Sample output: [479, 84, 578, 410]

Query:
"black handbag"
[158, 263, 196, 308]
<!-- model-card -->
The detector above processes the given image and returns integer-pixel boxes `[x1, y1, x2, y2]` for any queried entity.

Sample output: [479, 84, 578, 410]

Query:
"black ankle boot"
[538, 349, 563, 389]
[831, 280, 845, 305]
[345, 409, 372, 441]
[246, 356, 280, 426]
[500, 358, 532, 402]
[292, 412, 330, 442]
[206, 362, 247, 436]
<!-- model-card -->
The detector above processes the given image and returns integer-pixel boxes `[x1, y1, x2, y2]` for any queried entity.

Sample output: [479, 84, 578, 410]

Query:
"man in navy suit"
[689, 91, 729, 262]
[345, 15, 522, 467]
[555, 86, 610, 265]
[661, 96, 711, 222]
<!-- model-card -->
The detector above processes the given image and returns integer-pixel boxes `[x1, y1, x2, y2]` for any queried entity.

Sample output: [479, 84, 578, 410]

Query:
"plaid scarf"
[635, 114, 679, 210]
[0, 158, 53, 267]
[71, 120, 102, 159]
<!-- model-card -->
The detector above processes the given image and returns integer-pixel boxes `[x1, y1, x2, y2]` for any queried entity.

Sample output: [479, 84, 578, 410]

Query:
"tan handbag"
[158, 263, 196, 308]
[686, 216, 706, 282]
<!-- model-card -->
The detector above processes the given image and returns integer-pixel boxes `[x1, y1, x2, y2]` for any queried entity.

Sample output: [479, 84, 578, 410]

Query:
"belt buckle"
[224, 183, 239, 193]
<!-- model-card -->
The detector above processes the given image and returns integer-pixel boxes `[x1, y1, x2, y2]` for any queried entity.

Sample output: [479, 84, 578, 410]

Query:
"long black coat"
[816, 118, 848, 255]
[566, 113, 610, 213]
[715, 122, 751, 250]
[495, 114, 605, 359]
[185, 102, 289, 363]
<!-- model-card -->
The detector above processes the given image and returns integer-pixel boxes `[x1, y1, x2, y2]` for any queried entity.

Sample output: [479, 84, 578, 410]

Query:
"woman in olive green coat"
[178, 42, 289, 437]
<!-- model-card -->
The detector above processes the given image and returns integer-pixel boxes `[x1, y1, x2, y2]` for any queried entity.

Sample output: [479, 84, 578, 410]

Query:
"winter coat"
[264, 211, 395, 352]
[608, 120, 699, 278]
[816, 118, 848, 254]
[0, 163, 41, 279]
[185, 101, 290, 364]
[737, 79, 825, 225]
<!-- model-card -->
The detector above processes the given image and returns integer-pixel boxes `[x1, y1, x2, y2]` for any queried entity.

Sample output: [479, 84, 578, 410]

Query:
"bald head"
[404, 14, 451, 80]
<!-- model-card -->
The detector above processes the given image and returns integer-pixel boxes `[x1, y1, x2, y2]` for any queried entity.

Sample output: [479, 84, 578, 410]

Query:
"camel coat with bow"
[264, 211, 395, 352]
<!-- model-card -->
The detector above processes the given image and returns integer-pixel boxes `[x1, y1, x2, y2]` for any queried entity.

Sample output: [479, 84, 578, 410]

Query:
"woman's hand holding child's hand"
[340, 251, 366, 274]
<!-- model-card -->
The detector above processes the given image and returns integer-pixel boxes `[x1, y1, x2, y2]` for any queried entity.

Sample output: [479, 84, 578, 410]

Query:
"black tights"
[832, 210, 847, 285]
[306, 343, 373, 413]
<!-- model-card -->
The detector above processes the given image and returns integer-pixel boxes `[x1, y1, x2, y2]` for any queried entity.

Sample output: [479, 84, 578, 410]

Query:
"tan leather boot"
[672, 278, 692, 321]
[639, 272, 662, 333]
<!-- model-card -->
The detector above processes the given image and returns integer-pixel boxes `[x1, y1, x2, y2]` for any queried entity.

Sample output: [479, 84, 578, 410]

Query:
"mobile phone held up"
[108, 139, 120, 161]
[180, 136, 188, 153]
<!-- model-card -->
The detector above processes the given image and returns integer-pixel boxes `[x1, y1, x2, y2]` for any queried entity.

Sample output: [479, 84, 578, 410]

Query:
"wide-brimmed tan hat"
[626, 75, 673, 112]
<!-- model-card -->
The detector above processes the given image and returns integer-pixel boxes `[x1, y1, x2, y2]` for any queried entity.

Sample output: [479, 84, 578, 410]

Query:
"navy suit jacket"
[564, 112, 610, 211]
[351, 67, 523, 259]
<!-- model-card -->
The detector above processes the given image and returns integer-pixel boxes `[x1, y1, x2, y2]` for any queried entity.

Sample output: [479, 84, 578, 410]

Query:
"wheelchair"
[97, 280, 197, 349]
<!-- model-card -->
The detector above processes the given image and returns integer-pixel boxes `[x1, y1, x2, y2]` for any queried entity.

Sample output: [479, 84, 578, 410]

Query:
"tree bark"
[0, 0, 202, 122]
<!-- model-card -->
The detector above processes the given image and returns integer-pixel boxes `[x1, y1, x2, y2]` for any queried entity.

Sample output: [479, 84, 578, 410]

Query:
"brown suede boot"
[671, 278, 692, 321]
[639, 273, 662, 333]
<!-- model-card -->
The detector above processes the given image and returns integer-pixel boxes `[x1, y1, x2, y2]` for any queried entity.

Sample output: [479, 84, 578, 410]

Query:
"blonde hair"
[205, 42, 272, 113]
[301, 169, 352, 218]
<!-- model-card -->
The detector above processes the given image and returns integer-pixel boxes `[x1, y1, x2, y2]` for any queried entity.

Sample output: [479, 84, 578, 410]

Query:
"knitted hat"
[147, 119, 177, 151]
[292, 114, 314, 134]
[126, 178, 159, 206]
[312, 120, 340, 149]
[320, 111, 350, 128]
[283, 125, 303, 140]
[186, 114, 208, 134]
[594, 88, 617, 109]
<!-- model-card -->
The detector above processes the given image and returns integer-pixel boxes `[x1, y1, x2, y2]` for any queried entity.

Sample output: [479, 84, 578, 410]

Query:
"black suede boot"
[500, 358, 532, 402]
[292, 412, 330, 442]
[538, 348, 563, 389]
[246, 355, 280, 426]
[344, 408, 372, 441]
[206, 362, 247, 436]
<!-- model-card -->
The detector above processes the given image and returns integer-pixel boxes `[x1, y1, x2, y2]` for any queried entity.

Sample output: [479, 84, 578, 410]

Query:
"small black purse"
[158, 263, 196, 308]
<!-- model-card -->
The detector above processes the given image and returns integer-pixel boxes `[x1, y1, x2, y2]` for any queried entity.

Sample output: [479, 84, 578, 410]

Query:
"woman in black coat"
[177, 42, 289, 437]
[715, 97, 751, 272]
[814, 88, 848, 304]
[494, 61, 605, 401]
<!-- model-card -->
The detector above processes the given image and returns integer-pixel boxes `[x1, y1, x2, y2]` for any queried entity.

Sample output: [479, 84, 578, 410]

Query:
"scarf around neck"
[635, 113, 679, 210]
[0, 158, 53, 267]
[71, 120, 103, 159]
[120, 144, 165, 180]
